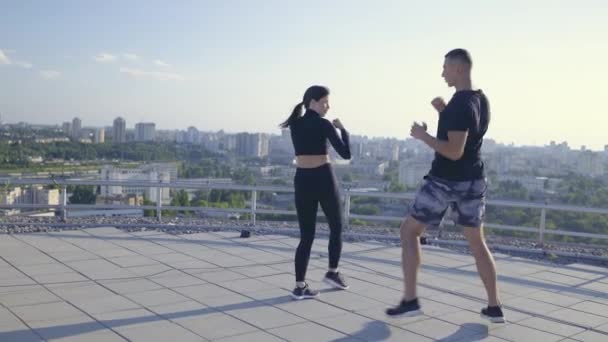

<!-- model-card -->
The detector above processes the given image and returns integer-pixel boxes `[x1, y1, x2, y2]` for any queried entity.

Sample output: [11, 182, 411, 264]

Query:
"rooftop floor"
[1, 227, 608, 341]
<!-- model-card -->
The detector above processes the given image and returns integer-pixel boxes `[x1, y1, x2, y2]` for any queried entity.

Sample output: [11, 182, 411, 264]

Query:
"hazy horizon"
[2, 0, 607, 150]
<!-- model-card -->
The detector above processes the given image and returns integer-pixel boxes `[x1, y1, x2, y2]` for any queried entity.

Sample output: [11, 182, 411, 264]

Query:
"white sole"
[323, 277, 350, 290]
[481, 313, 506, 323]
[386, 309, 423, 317]
[290, 293, 319, 300]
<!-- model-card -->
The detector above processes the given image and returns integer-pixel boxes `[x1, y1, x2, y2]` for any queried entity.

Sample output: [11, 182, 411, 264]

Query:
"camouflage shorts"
[409, 175, 487, 228]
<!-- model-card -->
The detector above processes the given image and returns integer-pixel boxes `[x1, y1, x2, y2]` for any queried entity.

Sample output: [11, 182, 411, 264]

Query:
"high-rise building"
[576, 151, 604, 177]
[221, 135, 237, 151]
[201, 132, 221, 152]
[62, 122, 71, 136]
[392, 144, 400, 162]
[235, 133, 249, 156]
[236, 133, 269, 157]
[186, 126, 200, 144]
[71, 117, 82, 139]
[135, 123, 156, 142]
[155, 130, 177, 142]
[176, 131, 186, 144]
[104, 126, 113, 138]
[113, 117, 126, 143]
[398, 161, 429, 187]
[356, 141, 365, 158]
[260, 133, 269, 157]
[93, 128, 105, 144]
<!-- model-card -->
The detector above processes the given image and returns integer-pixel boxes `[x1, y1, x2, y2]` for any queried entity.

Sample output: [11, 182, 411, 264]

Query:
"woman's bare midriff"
[296, 155, 330, 168]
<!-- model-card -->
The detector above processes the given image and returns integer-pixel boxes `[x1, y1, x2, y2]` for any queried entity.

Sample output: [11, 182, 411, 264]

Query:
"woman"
[280, 85, 352, 300]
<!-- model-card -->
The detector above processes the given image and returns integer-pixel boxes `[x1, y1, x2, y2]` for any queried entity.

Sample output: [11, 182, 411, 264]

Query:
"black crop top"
[290, 110, 351, 159]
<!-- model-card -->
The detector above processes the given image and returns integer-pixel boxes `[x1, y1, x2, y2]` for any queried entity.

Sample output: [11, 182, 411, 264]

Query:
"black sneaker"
[481, 306, 506, 323]
[323, 271, 349, 290]
[290, 284, 320, 300]
[386, 298, 423, 317]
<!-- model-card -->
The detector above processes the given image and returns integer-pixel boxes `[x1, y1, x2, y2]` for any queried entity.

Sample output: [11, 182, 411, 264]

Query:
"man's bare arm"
[411, 123, 468, 161]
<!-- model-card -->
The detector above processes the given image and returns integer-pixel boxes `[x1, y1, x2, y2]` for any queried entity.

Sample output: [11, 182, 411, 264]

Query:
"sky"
[1, 0, 607, 150]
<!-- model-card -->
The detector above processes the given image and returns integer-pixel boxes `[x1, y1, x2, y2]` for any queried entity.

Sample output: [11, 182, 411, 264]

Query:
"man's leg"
[463, 225, 500, 306]
[387, 177, 448, 316]
[456, 178, 505, 322]
[401, 216, 428, 301]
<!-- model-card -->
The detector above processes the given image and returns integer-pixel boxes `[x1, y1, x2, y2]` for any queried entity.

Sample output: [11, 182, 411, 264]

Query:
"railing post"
[344, 190, 351, 230]
[251, 189, 257, 226]
[156, 187, 162, 222]
[61, 185, 67, 221]
[539, 207, 546, 245]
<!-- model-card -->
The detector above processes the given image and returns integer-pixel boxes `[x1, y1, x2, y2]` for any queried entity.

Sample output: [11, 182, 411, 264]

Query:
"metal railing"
[2, 177, 608, 244]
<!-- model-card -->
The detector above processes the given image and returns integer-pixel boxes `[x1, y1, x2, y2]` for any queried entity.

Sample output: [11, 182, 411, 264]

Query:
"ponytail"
[280, 102, 304, 128]
[280, 85, 329, 128]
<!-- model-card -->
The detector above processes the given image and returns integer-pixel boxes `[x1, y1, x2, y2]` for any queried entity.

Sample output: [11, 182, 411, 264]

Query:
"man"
[386, 49, 505, 323]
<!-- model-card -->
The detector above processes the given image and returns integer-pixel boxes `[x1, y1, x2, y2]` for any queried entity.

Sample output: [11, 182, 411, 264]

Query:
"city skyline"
[3, 116, 608, 152]
[1, 1, 607, 149]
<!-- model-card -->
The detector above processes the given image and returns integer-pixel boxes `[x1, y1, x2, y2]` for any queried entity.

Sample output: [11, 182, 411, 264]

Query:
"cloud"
[14, 61, 33, 69]
[0, 49, 33, 68]
[119, 67, 185, 81]
[123, 53, 139, 61]
[0, 50, 12, 65]
[40, 70, 61, 79]
[94, 53, 117, 63]
[154, 59, 171, 68]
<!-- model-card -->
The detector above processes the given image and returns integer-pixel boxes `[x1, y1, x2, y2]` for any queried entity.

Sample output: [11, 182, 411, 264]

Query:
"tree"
[493, 180, 529, 200]
[171, 189, 190, 207]
[69, 186, 96, 204]
[142, 196, 156, 217]
[271, 179, 288, 186]
[170, 189, 190, 215]
[388, 180, 406, 193]
[192, 190, 209, 203]
[232, 168, 256, 185]
[351, 204, 380, 215]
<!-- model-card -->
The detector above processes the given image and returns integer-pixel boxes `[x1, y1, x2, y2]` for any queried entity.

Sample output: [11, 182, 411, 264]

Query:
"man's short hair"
[445, 49, 472, 67]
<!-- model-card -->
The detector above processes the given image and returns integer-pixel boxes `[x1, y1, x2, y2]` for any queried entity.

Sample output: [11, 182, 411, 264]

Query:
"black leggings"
[294, 163, 343, 282]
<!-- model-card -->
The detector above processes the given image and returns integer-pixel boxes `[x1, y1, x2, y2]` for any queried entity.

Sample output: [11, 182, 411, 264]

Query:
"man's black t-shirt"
[429, 90, 490, 181]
